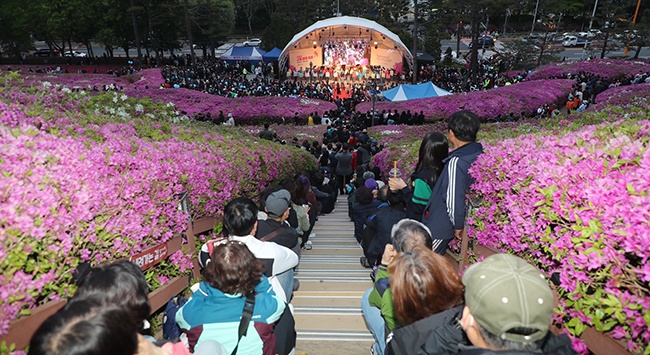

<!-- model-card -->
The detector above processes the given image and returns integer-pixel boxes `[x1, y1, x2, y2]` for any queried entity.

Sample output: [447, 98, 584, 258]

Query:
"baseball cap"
[265, 190, 291, 218]
[462, 253, 554, 343]
[365, 178, 378, 190]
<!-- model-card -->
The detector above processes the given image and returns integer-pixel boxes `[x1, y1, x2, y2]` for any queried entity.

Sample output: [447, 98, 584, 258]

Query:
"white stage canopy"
[279, 16, 413, 73]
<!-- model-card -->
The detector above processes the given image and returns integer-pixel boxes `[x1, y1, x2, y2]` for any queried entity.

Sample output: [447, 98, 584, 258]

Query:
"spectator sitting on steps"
[409, 254, 576, 355]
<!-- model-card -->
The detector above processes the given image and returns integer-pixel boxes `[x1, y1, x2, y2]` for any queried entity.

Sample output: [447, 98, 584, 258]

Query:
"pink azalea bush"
[357, 80, 574, 122]
[18, 69, 337, 125]
[0, 71, 317, 339]
[526, 59, 650, 81]
[590, 83, 650, 112]
[245, 124, 327, 142]
[469, 106, 650, 353]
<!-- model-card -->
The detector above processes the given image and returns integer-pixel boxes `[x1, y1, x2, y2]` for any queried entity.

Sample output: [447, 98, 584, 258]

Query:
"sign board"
[370, 48, 403, 73]
[290, 48, 322, 70]
[130, 242, 169, 270]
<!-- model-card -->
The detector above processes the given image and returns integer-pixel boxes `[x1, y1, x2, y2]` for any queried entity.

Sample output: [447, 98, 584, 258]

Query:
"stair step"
[296, 269, 369, 276]
[292, 295, 363, 308]
[296, 275, 370, 282]
[296, 340, 374, 355]
[294, 313, 367, 332]
[297, 331, 375, 342]
[294, 195, 373, 354]
[296, 281, 372, 292]
[301, 248, 361, 255]
[299, 257, 363, 265]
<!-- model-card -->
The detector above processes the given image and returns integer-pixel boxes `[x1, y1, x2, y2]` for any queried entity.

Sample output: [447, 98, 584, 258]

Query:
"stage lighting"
[366, 29, 369, 32]
[313, 41, 317, 48]
[374, 41, 378, 49]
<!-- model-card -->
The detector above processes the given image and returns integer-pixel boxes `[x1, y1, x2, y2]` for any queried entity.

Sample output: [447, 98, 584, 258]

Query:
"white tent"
[382, 82, 452, 102]
[220, 46, 266, 62]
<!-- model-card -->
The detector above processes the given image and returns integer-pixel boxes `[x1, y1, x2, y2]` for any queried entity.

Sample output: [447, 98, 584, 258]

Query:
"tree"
[0, 0, 33, 57]
[236, 0, 262, 33]
[190, 0, 235, 55]
[629, 9, 649, 58]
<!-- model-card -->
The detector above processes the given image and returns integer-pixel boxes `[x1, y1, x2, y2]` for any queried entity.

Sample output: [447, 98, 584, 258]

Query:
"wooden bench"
[0, 216, 219, 351]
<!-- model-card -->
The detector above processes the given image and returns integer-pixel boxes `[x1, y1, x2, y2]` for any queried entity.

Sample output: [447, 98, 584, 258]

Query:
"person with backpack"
[176, 241, 285, 355]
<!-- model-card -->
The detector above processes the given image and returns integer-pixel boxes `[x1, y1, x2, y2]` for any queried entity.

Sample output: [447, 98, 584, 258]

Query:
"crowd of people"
[158, 54, 524, 108]
[417, 58, 525, 93]
[28, 109, 579, 355]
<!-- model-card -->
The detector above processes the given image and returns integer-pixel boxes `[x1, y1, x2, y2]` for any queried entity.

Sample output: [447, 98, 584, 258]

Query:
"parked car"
[63, 51, 87, 57]
[32, 48, 59, 57]
[562, 36, 591, 47]
[469, 35, 495, 48]
[243, 38, 262, 46]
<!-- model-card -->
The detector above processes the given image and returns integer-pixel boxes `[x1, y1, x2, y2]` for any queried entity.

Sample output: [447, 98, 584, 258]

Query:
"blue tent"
[220, 46, 266, 63]
[382, 82, 451, 102]
[263, 47, 282, 62]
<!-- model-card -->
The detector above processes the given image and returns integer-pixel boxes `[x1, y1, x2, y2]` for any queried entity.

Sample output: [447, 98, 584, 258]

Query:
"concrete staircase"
[294, 195, 374, 355]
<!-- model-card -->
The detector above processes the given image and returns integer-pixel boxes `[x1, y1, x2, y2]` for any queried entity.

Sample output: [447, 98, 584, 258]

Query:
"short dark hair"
[73, 261, 150, 325]
[377, 185, 389, 202]
[387, 188, 405, 210]
[202, 241, 265, 294]
[391, 219, 433, 253]
[259, 185, 283, 211]
[223, 197, 258, 236]
[448, 110, 480, 142]
[477, 322, 543, 352]
[29, 299, 138, 355]
[355, 186, 374, 205]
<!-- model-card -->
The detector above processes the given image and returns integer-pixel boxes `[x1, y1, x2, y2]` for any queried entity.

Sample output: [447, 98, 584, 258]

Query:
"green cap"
[462, 253, 554, 343]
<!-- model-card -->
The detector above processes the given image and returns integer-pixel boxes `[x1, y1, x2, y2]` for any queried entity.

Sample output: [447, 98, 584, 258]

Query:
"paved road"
[439, 38, 650, 61]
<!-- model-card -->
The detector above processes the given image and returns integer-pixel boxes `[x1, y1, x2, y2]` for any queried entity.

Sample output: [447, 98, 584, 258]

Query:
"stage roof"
[280, 16, 413, 68]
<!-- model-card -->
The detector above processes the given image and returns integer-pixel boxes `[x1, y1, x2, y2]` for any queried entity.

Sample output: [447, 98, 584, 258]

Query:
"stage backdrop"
[370, 48, 403, 73]
[290, 48, 323, 70]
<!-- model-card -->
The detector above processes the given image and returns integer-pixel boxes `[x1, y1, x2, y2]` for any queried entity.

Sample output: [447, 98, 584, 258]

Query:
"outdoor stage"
[278, 16, 414, 85]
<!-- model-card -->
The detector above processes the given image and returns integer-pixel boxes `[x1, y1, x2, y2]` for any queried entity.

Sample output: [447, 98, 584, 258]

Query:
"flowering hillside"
[18, 69, 337, 125]
[357, 79, 574, 122]
[0, 71, 317, 337]
[469, 106, 650, 353]
[591, 83, 650, 112]
[526, 59, 650, 81]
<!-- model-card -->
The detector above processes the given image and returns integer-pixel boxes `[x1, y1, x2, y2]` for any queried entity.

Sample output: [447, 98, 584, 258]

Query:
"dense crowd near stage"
[160, 54, 524, 104]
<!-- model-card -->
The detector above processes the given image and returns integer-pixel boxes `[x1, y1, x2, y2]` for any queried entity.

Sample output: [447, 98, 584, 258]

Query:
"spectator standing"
[335, 143, 354, 195]
[421, 111, 483, 254]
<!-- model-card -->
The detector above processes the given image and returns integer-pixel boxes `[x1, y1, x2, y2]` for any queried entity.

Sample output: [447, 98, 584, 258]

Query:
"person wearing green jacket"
[361, 219, 433, 355]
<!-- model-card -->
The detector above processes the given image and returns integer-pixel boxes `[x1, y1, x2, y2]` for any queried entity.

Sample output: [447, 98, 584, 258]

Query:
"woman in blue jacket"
[176, 241, 286, 355]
